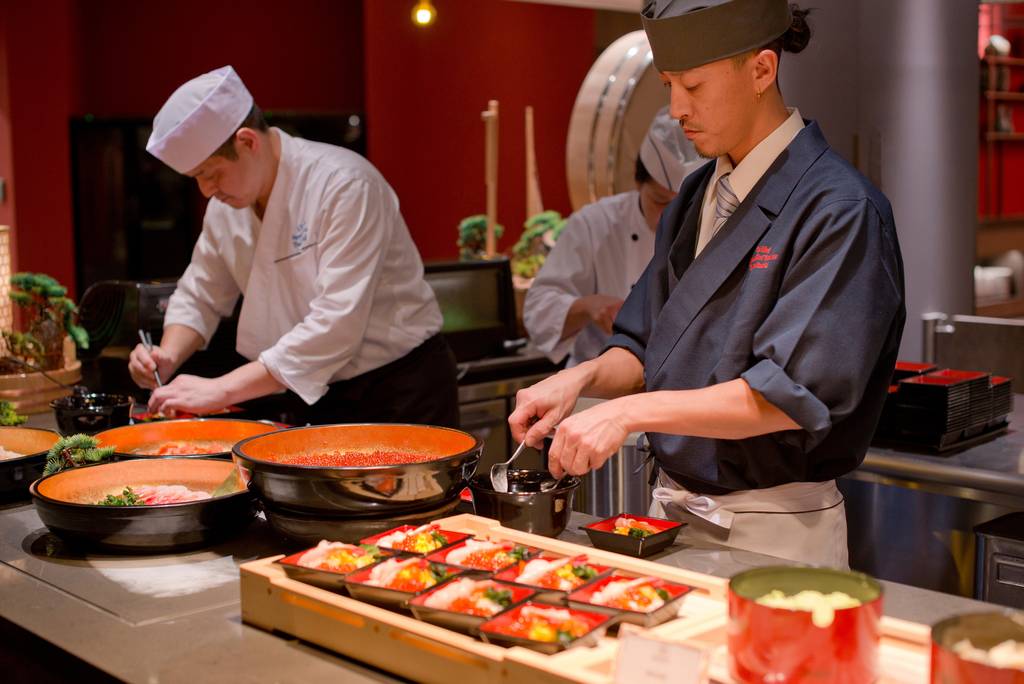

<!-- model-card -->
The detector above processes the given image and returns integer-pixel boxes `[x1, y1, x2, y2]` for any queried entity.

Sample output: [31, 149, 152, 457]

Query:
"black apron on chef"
[238, 333, 460, 428]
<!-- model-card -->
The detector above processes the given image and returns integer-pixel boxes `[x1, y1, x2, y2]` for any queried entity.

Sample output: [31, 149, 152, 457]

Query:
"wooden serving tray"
[239, 514, 931, 684]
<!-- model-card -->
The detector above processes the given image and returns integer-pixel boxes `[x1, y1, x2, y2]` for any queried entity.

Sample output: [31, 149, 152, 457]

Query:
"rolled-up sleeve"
[523, 214, 595, 363]
[741, 198, 903, 451]
[163, 217, 240, 345]
[258, 177, 390, 404]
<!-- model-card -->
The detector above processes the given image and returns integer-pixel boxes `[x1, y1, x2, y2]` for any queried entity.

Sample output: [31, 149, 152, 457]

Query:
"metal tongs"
[138, 329, 163, 387]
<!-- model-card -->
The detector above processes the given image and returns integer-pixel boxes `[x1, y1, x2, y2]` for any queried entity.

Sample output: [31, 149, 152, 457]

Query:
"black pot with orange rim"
[232, 423, 482, 518]
[95, 418, 280, 459]
[728, 566, 884, 684]
[0, 426, 60, 500]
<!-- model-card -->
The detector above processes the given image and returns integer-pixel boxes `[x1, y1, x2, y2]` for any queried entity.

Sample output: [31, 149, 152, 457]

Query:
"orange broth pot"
[232, 424, 482, 518]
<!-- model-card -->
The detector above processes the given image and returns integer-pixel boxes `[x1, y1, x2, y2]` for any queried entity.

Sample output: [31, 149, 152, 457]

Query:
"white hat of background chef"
[146, 66, 254, 174]
[639, 106, 702, 191]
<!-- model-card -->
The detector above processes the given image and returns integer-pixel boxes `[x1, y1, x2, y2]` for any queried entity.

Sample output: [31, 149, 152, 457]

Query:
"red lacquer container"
[931, 612, 1024, 683]
[728, 566, 884, 684]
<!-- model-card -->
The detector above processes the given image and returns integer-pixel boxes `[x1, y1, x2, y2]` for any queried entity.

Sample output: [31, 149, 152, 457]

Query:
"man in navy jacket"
[509, 0, 905, 566]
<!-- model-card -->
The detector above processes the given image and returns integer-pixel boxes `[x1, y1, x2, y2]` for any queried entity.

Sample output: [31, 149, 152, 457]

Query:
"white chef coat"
[523, 191, 654, 367]
[163, 128, 442, 405]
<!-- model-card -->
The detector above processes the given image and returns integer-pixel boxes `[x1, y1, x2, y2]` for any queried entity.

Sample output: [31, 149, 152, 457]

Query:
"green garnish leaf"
[97, 486, 144, 506]
[483, 587, 513, 608]
[428, 562, 452, 581]
[628, 527, 653, 539]
[571, 564, 598, 581]
[508, 545, 530, 562]
[655, 588, 671, 601]
[430, 531, 448, 547]
[556, 629, 575, 645]
[360, 544, 382, 558]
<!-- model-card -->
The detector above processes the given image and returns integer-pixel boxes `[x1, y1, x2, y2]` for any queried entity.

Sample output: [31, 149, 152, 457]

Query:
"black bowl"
[0, 426, 60, 500]
[233, 424, 481, 517]
[51, 392, 134, 435]
[30, 457, 255, 552]
[468, 470, 580, 537]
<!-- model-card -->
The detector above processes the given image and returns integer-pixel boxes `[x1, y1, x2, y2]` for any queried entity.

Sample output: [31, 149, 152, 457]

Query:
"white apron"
[649, 472, 849, 568]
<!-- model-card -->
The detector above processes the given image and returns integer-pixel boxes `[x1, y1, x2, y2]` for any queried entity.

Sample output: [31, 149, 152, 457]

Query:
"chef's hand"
[148, 375, 230, 416]
[547, 398, 631, 478]
[128, 344, 177, 390]
[509, 369, 587, 449]
[581, 295, 624, 334]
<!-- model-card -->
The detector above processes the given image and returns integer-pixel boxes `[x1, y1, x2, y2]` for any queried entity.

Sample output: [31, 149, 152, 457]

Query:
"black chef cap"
[641, 0, 792, 72]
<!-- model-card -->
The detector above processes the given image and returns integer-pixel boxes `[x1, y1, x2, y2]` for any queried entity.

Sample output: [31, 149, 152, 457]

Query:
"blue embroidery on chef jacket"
[292, 222, 309, 250]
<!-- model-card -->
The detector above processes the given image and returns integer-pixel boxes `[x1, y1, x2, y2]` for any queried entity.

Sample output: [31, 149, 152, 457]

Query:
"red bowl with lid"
[728, 566, 883, 684]
[931, 612, 1024, 683]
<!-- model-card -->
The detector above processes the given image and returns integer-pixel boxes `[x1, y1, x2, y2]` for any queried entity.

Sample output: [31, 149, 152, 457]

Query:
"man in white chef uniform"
[523, 108, 701, 367]
[128, 66, 459, 427]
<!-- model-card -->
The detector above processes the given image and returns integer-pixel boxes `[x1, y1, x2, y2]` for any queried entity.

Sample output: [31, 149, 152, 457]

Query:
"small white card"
[613, 626, 709, 684]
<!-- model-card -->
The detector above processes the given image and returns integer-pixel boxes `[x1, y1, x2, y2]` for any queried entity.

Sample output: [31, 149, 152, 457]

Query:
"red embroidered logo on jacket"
[749, 245, 779, 271]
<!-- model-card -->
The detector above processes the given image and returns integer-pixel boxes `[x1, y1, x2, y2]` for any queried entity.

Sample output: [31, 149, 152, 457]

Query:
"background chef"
[128, 66, 458, 428]
[509, 0, 905, 568]
[523, 108, 701, 367]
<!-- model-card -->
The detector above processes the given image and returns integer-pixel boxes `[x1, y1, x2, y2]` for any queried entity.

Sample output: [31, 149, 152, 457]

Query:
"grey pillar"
[781, 0, 978, 360]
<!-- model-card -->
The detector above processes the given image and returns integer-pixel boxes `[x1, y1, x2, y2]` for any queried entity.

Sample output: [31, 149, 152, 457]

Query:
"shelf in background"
[978, 217, 1024, 259]
[976, 297, 1024, 318]
[983, 55, 1024, 67]
[984, 132, 1024, 141]
[985, 90, 1024, 101]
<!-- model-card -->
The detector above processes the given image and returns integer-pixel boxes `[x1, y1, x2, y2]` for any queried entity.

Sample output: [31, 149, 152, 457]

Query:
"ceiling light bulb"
[412, 0, 436, 27]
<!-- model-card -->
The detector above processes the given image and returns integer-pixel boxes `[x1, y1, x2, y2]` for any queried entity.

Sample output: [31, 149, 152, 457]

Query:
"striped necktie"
[713, 172, 739, 235]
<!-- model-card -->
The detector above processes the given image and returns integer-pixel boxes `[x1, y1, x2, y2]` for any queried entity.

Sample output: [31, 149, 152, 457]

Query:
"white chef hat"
[146, 66, 254, 174]
[639, 106, 702, 191]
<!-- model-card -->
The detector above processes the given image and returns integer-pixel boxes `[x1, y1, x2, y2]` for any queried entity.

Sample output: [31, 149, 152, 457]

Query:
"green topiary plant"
[0, 401, 26, 426]
[6, 273, 89, 370]
[457, 215, 504, 261]
[511, 211, 566, 279]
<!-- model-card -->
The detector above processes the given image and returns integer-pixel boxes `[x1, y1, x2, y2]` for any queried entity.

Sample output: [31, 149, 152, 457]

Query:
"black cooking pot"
[469, 469, 580, 537]
[51, 392, 133, 435]
[232, 423, 482, 517]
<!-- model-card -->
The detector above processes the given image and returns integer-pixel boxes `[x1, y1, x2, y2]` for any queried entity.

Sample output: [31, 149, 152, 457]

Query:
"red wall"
[76, 0, 365, 117]
[1, 0, 595, 295]
[363, 0, 595, 260]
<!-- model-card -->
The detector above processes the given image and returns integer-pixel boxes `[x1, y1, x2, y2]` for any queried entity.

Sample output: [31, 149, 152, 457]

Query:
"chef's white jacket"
[523, 191, 654, 367]
[164, 128, 442, 405]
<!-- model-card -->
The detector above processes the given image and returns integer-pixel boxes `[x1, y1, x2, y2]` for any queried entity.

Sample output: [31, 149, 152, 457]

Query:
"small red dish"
[360, 523, 471, 555]
[584, 514, 683, 558]
[567, 573, 693, 627]
[478, 601, 612, 654]
[492, 554, 610, 603]
[276, 541, 392, 593]
[425, 538, 540, 573]
[343, 556, 465, 609]
[408, 578, 536, 634]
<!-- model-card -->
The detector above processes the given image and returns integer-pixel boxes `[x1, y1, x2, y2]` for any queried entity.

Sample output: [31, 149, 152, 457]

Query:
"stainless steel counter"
[0, 501, 1000, 684]
[842, 397, 1024, 597]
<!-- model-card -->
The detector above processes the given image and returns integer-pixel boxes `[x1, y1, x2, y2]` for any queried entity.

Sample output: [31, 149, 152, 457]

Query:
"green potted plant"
[2, 273, 88, 372]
